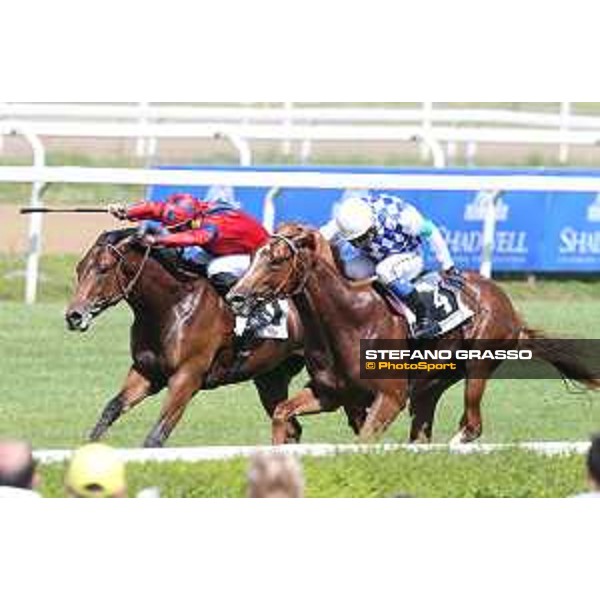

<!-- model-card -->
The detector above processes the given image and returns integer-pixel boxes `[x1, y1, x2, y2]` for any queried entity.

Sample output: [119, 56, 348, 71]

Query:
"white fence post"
[214, 131, 253, 166]
[480, 190, 502, 279]
[300, 138, 312, 164]
[136, 101, 156, 158]
[466, 141, 478, 167]
[282, 102, 294, 157]
[559, 102, 572, 164]
[263, 187, 281, 233]
[412, 133, 446, 168]
[4, 123, 49, 305]
[0, 102, 7, 153]
[421, 102, 434, 161]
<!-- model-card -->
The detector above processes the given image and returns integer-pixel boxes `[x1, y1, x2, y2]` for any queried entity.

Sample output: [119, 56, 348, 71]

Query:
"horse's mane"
[97, 228, 204, 283]
[97, 228, 137, 246]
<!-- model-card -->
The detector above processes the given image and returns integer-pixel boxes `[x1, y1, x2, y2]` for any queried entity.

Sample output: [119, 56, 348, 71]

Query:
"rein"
[270, 234, 312, 299]
[106, 242, 152, 302]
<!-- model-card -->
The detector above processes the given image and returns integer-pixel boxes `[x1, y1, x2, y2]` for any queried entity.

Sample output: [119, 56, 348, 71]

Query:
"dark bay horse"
[228, 224, 600, 445]
[65, 230, 305, 447]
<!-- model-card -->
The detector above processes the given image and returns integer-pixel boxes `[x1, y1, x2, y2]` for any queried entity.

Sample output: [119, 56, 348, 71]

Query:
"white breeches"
[375, 253, 424, 285]
[207, 255, 252, 279]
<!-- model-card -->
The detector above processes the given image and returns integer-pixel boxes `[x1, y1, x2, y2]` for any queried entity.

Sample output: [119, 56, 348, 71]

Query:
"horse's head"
[228, 224, 329, 317]
[65, 230, 144, 332]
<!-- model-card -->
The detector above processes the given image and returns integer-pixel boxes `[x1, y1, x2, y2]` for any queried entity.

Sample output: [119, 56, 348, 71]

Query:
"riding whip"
[19, 207, 110, 215]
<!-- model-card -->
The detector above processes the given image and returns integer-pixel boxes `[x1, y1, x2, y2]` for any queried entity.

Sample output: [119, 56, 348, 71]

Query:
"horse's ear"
[300, 229, 337, 267]
[280, 225, 321, 253]
[298, 231, 318, 251]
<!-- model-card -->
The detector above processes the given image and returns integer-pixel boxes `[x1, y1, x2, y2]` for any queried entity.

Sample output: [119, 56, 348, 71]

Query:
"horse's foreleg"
[254, 366, 304, 444]
[344, 404, 368, 436]
[272, 387, 334, 445]
[410, 378, 461, 444]
[144, 370, 201, 448]
[451, 376, 488, 446]
[359, 386, 408, 443]
[409, 389, 442, 444]
[89, 367, 158, 442]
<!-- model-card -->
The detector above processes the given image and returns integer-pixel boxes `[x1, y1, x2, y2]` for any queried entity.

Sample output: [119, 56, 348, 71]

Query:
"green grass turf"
[37, 450, 589, 498]
[0, 257, 599, 449]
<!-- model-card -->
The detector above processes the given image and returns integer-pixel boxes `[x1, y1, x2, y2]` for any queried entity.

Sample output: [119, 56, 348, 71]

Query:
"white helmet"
[335, 197, 376, 241]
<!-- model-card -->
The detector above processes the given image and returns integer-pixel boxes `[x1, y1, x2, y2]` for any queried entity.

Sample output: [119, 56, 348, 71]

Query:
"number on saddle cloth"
[414, 273, 459, 321]
[411, 273, 474, 336]
[378, 272, 470, 338]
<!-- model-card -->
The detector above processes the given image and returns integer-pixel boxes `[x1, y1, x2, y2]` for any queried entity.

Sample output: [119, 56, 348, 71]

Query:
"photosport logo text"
[360, 340, 600, 381]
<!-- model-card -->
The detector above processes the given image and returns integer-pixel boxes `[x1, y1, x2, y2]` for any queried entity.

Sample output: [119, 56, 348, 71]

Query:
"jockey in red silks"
[108, 193, 269, 293]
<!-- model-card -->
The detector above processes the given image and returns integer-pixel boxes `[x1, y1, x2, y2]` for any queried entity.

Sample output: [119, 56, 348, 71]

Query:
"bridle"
[266, 234, 312, 300]
[104, 241, 152, 303]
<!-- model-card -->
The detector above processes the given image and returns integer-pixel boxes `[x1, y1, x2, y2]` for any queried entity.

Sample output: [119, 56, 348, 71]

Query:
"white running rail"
[1, 102, 597, 129]
[34, 441, 592, 465]
[1, 102, 598, 163]
[5, 166, 600, 191]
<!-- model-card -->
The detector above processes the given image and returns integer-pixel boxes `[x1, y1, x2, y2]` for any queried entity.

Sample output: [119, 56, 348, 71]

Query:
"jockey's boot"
[402, 289, 441, 340]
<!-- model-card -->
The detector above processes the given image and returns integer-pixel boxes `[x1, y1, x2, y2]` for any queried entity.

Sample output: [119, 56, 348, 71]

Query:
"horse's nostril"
[66, 311, 83, 329]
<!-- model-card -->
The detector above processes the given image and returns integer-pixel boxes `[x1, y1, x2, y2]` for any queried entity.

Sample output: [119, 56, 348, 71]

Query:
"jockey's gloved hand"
[141, 234, 159, 247]
[132, 228, 146, 242]
[108, 203, 128, 220]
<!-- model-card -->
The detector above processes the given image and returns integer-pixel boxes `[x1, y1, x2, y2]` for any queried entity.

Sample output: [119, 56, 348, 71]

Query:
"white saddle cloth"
[235, 300, 290, 340]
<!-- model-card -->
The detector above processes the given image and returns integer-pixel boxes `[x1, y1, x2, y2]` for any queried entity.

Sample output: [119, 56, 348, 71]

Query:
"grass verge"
[38, 450, 588, 498]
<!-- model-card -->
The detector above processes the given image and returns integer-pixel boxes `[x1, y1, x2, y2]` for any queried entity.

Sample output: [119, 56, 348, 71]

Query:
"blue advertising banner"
[149, 166, 600, 274]
[542, 192, 600, 272]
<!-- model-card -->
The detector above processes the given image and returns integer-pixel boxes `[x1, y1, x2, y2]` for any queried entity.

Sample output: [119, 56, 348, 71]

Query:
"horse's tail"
[519, 328, 600, 391]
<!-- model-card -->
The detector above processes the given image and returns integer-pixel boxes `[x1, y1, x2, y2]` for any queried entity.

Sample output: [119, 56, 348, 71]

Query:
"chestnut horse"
[66, 229, 306, 447]
[228, 224, 600, 445]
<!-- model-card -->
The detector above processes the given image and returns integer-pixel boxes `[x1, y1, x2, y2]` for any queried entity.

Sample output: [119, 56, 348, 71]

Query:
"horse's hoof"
[450, 428, 482, 448]
[409, 432, 433, 445]
[88, 428, 105, 443]
[449, 430, 468, 448]
[143, 438, 164, 449]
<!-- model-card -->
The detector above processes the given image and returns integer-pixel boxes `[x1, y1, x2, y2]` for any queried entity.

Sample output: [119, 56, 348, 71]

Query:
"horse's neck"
[127, 255, 204, 319]
[298, 255, 377, 335]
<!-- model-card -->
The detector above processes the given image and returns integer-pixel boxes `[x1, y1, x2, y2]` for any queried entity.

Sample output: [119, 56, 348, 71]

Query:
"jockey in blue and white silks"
[321, 193, 459, 339]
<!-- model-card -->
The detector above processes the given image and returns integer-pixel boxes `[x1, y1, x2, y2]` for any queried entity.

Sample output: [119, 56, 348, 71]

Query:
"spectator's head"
[0, 440, 38, 490]
[247, 453, 305, 498]
[587, 435, 600, 491]
[65, 444, 127, 498]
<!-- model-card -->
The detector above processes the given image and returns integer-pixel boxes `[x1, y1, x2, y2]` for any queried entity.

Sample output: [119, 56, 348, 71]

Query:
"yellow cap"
[65, 444, 127, 498]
